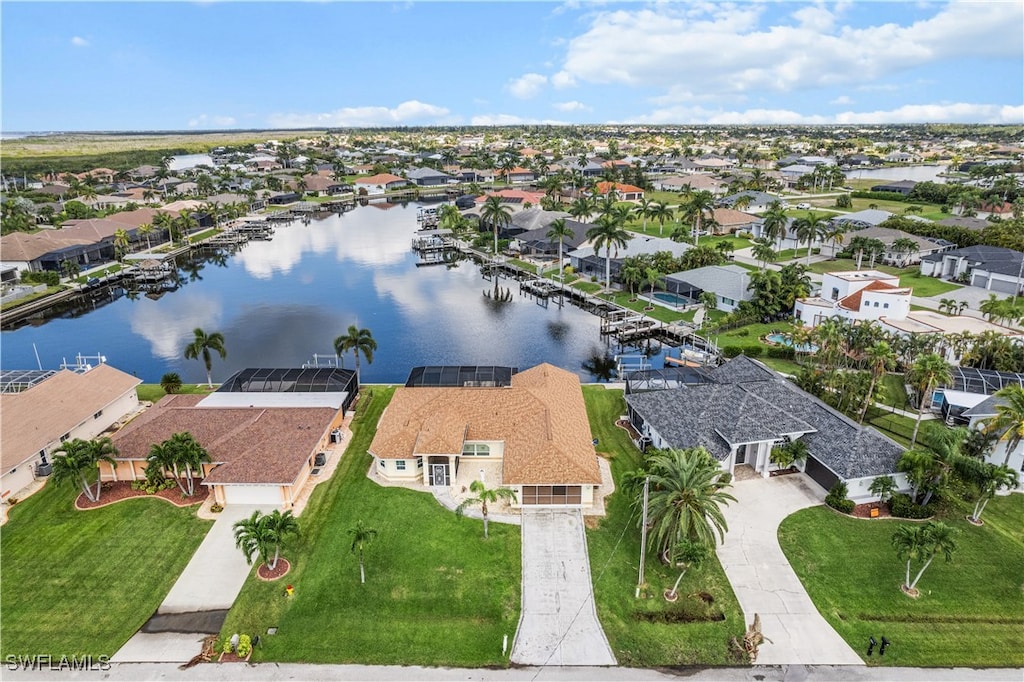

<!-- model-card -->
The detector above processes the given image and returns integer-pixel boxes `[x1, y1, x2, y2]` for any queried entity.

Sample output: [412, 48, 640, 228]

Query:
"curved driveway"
[717, 474, 864, 666]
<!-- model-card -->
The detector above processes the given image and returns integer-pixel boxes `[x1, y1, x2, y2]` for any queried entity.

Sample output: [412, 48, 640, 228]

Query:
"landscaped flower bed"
[75, 481, 209, 509]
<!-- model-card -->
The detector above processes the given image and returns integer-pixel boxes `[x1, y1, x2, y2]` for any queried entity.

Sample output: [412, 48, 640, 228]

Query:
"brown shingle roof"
[0, 365, 141, 470]
[368, 364, 601, 485]
[110, 394, 338, 485]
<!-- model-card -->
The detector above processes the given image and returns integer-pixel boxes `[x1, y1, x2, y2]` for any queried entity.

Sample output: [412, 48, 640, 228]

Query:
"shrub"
[889, 492, 935, 519]
[743, 345, 763, 357]
[236, 634, 252, 658]
[722, 346, 744, 358]
[764, 345, 795, 359]
[160, 372, 183, 394]
[21, 270, 60, 286]
[210, 503, 224, 513]
[825, 481, 855, 514]
[834, 194, 853, 209]
[221, 639, 234, 655]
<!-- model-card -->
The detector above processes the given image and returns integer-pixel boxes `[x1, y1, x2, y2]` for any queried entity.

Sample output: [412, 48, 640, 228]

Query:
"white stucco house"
[794, 271, 911, 328]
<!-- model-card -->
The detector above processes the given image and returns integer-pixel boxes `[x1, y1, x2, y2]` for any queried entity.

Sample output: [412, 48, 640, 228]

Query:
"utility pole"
[636, 476, 650, 598]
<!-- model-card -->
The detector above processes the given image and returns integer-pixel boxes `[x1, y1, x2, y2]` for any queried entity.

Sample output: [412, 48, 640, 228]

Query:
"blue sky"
[2, 1, 1022, 131]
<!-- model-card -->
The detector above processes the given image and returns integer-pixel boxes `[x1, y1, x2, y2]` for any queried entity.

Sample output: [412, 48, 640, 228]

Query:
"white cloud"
[267, 100, 454, 128]
[187, 114, 237, 128]
[555, 2, 1022, 97]
[624, 102, 1023, 125]
[830, 95, 854, 106]
[553, 100, 591, 113]
[507, 73, 548, 99]
[70, 36, 89, 47]
[551, 71, 577, 89]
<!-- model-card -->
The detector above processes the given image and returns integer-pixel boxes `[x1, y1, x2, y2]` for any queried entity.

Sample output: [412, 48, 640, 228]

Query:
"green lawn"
[778, 495, 1024, 667]
[571, 279, 603, 294]
[136, 383, 215, 403]
[582, 387, 744, 665]
[808, 259, 906, 276]
[598, 292, 689, 323]
[0, 285, 65, 311]
[849, 197, 944, 216]
[218, 387, 521, 666]
[879, 373, 909, 409]
[899, 271, 962, 297]
[864, 407, 953, 450]
[0, 483, 210, 657]
[507, 258, 538, 274]
[759, 357, 804, 375]
[712, 320, 796, 356]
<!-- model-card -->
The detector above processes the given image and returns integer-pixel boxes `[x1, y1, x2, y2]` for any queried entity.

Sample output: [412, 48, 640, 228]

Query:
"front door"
[431, 464, 448, 487]
[735, 449, 746, 465]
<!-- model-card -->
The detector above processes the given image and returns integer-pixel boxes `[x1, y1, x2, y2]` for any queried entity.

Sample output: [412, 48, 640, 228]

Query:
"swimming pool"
[651, 291, 692, 307]
[766, 332, 819, 353]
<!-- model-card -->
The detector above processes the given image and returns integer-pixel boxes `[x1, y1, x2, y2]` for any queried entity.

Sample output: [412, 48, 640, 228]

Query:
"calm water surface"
[2, 203, 625, 384]
[846, 165, 950, 183]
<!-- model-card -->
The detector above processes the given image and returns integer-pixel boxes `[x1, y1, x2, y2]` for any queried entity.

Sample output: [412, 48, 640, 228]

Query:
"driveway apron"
[511, 509, 616, 666]
[717, 474, 864, 666]
[113, 505, 275, 662]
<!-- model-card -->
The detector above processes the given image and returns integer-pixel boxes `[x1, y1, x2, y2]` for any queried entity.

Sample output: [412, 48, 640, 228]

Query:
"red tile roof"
[596, 181, 644, 195]
[837, 281, 910, 311]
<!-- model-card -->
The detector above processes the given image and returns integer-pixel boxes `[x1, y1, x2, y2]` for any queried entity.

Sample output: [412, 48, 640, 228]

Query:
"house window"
[378, 459, 385, 469]
[94, 409, 103, 419]
[830, 287, 839, 300]
[416, 457, 423, 468]
[722, 297, 735, 306]
[60, 433, 70, 442]
[873, 301, 879, 307]
[883, 303, 889, 309]
[396, 461, 406, 471]
[461, 443, 491, 457]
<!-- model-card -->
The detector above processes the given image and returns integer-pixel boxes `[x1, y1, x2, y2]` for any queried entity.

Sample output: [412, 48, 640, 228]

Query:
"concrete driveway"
[511, 509, 616, 666]
[113, 505, 274, 663]
[717, 474, 863, 666]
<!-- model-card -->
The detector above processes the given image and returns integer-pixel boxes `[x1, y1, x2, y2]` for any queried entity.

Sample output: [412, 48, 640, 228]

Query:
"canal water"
[1, 203, 643, 384]
[845, 164, 950, 183]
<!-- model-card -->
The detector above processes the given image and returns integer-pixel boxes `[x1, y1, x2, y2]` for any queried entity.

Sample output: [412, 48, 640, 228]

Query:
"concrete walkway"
[717, 474, 863, 666]
[113, 504, 274, 663]
[511, 509, 616, 666]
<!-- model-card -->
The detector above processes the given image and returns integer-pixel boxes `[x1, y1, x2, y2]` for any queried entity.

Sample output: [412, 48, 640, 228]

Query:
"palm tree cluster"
[145, 431, 211, 497]
[891, 520, 957, 595]
[51, 436, 118, 503]
[739, 263, 812, 320]
[978, 293, 1024, 327]
[233, 509, 300, 571]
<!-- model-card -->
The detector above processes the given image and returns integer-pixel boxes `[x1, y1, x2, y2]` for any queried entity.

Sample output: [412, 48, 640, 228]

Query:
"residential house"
[570, 235, 690, 282]
[368, 364, 603, 508]
[841, 225, 951, 266]
[624, 355, 908, 499]
[961, 394, 1024, 488]
[830, 208, 895, 229]
[656, 174, 727, 196]
[778, 164, 816, 186]
[354, 173, 409, 195]
[709, 208, 761, 235]
[795, 270, 911, 327]
[871, 180, 918, 195]
[406, 167, 454, 187]
[498, 167, 536, 184]
[661, 264, 752, 312]
[511, 218, 590, 259]
[104, 368, 356, 508]
[1, 364, 141, 501]
[593, 181, 644, 202]
[920, 245, 1024, 293]
[717, 191, 778, 214]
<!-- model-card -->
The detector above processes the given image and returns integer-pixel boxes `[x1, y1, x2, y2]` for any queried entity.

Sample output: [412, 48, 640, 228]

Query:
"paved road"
[4, 663, 1021, 681]
[511, 509, 616, 666]
[112, 505, 273, 663]
[717, 474, 864, 666]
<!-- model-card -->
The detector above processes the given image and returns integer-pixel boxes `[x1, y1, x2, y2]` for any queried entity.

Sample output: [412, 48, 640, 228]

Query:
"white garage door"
[222, 485, 281, 506]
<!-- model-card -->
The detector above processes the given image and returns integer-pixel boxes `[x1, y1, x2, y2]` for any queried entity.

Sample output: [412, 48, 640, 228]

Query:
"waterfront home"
[354, 173, 409, 195]
[406, 167, 454, 186]
[871, 180, 918, 195]
[368, 363, 602, 508]
[104, 368, 356, 508]
[569, 234, 690, 283]
[624, 355, 908, 500]
[0, 364, 141, 502]
[661, 264, 753, 312]
[795, 270, 912, 328]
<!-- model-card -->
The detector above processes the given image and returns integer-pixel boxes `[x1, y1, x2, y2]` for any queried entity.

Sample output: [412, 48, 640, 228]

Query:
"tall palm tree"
[751, 238, 778, 269]
[153, 211, 175, 247]
[334, 325, 377, 376]
[455, 479, 518, 539]
[982, 385, 1024, 466]
[52, 437, 118, 503]
[968, 463, 1019, 523]
[348, 520, 378, 584]
[649, 201, 674, 236]
[234, 510, 299, 571]
[545, 218, 574, 279]
[169, 431, 211, 497]
[585, 214, 632, 289]
[634, 197, 653, 232]
[794, 212, 828, 265]
[184, 327, 227, 388]
[859, 341, 897, 423]
[891, 521, 957, 594]
[480, 195, 512, 255]
[907, 353, 952, 447]
[112, 228, 130, 261]
[137, 222, 154, 250]
[824, 226, 845, 259]
[638, 447, 736, 556]
[568, 196, 596, 223]
[681, 190, 715, 245]
[761, 201, 789, 251]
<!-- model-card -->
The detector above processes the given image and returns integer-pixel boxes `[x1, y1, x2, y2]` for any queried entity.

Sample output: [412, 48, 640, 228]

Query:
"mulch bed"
[257, 558, 291, 581]
[75, 481, 209, 510]
[769, 467, 799, 477]
[852, 500, 891, 518]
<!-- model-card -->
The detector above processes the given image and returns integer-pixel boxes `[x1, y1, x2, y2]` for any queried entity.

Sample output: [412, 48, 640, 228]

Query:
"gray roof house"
[919, 245, 1024, 294]
[570, 235, 691, 283]
[512, 219, 590, 257]
[406, 167, 454, 186]
[624, 355, 908, 499]
[717, 191, 778, 214]
[959, 395, 1024, 490]
[830, 208, 895, 229]
[662, 264, 752, 312]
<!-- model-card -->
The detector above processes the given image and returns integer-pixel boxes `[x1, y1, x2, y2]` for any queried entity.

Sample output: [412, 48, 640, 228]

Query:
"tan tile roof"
[0, 365, 141, 470]
[711, 208, 759, 226]
[110, 394, 338, 485]
[356, 173, 405, 185]
[368, 363, 601, 485]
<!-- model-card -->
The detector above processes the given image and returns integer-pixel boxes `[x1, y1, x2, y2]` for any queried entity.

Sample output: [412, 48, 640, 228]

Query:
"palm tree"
[184, 327, 227, 388]
[348, 520, 378, 584]
[761, 201, 789, 250]
[664, 539, 709, 601]
[824, 226, 845, 259]
[642, 267, 662, 302]
[585, 214, 632, 289]
[891, 521, 957, 594]
[891, 237, 919, 267]
[334, 325, 377, 377]
[981, 385, 1024, 466]
[907, 353, 952, 447]
[568, 196, 596, 223]
[681, 190, 715, 245]
[113, 228, 130, 261]
[545, 218, 574, 279]
[794, 212, 827, 265]
[480, 195, 512, 255]
[634, 197, 653, 232]
[160, 372, 183, 394]
[968, 463, 1019, 523]
[859, 341, 897, 423]
[751, 238, 778, 269]
[51, 437, 118, 503]
[455, 479, 518, 539]
[233, 510, 299, 572]
[619, 260, 644, 300]
[869, 475, 897, 503]
[638, 447, 736, 556]
[137, 222, 154, 250]
[649, 201, 674, 236]
[169, 432, 211, 497]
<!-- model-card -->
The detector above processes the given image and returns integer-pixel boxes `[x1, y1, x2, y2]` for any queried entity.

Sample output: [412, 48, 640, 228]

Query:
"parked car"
[796, 202, 812, 209]
[85, 277, 101, 287]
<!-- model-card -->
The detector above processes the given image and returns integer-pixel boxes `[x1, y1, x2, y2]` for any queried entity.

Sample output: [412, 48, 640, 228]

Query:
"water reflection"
[129, 291, 224, 360]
